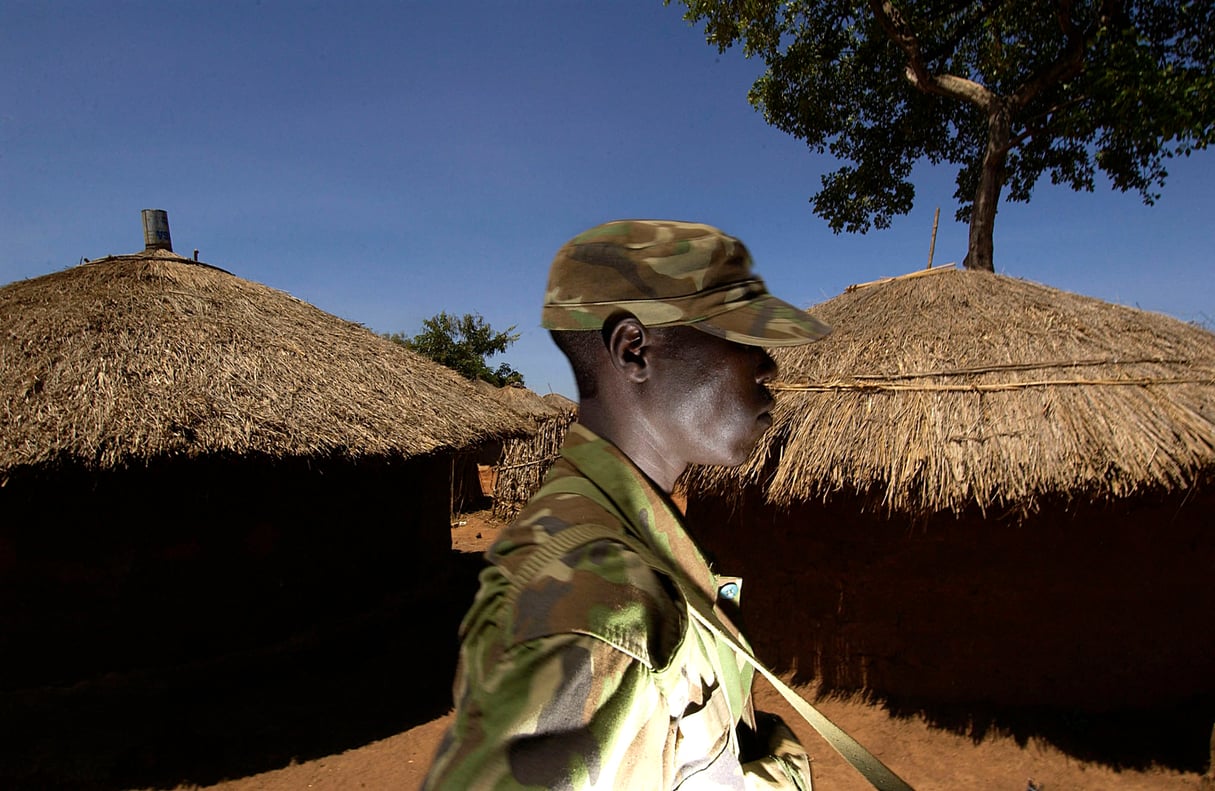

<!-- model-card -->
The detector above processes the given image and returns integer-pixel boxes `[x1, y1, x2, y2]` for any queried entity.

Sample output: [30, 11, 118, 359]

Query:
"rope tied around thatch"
[772, 357, 1215, 393]
[773, 375, 1215, 393]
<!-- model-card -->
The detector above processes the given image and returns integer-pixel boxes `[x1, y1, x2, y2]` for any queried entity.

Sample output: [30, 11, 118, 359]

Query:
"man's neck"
[574, 401, 686, 494]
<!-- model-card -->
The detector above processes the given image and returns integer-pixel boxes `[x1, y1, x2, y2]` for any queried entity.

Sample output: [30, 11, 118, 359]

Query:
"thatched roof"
[1, 250, 530, 476]
[685, 267, 1215, 516]
[474, 381, 564, 421]
[541, 392, 578, 414]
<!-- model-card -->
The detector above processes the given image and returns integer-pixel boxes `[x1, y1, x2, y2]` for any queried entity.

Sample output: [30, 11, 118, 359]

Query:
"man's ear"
[605, 316, 651, 383]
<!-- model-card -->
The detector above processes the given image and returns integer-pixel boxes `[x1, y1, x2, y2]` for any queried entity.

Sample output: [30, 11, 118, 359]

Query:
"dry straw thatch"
[0, 250, 529, 478]
[685, 266, 1215, 517]
[540, 391, 577, 413]
[475, 380, 564, 421]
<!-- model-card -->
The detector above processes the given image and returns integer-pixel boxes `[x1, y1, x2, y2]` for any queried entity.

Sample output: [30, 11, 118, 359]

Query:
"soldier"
[423, 219, 831, 790]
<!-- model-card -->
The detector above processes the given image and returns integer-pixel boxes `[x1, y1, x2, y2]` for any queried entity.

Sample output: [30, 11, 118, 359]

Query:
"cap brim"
[691, 294, 831, 347]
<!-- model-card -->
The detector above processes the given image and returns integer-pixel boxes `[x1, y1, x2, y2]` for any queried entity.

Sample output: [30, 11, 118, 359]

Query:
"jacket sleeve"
[423, 632, 674, 791]
[741, 712, 814, 791]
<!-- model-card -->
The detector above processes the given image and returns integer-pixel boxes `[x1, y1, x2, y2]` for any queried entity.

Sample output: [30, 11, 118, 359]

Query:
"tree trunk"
[963, 102, 1013, 272]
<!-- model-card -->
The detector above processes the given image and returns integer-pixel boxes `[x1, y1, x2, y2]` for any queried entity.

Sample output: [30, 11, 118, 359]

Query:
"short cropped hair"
[552, 321, 699, 401]
[550, 329, 605, 400]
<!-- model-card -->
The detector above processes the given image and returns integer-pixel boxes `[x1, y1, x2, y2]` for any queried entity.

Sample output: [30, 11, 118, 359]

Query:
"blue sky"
[4, 1, 1212, 399]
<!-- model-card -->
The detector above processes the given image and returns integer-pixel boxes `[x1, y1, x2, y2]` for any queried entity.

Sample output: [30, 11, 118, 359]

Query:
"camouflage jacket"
[423, 424, 811, 790]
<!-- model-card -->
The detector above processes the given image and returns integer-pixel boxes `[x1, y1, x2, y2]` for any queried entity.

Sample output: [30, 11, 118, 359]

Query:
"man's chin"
[720, 442, 761, 468]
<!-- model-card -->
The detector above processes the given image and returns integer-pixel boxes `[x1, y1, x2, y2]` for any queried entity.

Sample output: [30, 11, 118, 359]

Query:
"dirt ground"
[157, 509, 1208, 791]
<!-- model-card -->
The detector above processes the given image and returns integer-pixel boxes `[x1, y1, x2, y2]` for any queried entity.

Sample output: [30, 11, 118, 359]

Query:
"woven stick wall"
[491, 410, 575, 521]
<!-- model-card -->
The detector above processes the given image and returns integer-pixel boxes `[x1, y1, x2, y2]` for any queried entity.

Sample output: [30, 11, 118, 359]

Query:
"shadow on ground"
[0, 552, 487, 791]
[875, 693, 1215, 774]
[5, 540, 1211, 788]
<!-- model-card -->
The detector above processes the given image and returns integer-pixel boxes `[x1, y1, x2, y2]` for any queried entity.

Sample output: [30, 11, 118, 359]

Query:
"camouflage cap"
[542, 219, 830, 346]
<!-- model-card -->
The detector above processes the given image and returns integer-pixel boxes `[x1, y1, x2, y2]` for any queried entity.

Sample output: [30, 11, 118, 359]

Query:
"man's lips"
[755, 388, 776, 428]
[760, 390, 775, 417]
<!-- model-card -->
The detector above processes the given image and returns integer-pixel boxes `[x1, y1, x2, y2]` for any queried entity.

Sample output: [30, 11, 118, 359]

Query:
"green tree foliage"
[674, 0, 1215, 271]
[386, 311, 524, 387]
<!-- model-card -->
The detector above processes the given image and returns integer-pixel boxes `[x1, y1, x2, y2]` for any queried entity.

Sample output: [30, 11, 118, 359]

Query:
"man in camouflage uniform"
[424, 220, 831, 790]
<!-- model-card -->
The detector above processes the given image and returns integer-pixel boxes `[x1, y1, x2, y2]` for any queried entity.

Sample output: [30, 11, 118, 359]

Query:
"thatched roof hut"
[474, 380, 564, 421]
[0, 247, 529, 693]
[1, 249, 527, 476]
[689, 266, 1215, 516]
[541, 391, 578, 415]
[681, 268, 1215, 761]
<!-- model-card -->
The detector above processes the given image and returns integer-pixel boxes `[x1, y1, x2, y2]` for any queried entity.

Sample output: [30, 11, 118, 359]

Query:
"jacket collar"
[561, 423, 718, 602]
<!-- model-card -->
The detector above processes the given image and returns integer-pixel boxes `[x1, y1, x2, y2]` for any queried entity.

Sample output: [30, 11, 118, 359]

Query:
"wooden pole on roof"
[927, 207, 940, 269]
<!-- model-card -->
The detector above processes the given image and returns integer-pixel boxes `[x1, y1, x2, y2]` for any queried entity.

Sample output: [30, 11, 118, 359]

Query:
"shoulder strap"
[511, 523, 915, 791]
[685, 606, 915, 791]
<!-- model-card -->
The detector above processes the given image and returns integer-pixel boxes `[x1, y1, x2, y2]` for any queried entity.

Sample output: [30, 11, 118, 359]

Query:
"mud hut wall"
[0, 453, 454, 690]
[684, 486, 1215, 713]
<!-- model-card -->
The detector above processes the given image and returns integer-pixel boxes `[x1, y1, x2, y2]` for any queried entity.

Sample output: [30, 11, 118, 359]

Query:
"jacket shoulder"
[493, 485, 685, 670]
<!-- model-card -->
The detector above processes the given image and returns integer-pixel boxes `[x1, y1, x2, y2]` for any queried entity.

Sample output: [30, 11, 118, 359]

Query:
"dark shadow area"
[0, 453, 487, 790]
[1, 454, 454, 689]
[686, 483, 1215, 774]
[878, 694, 1215, 774]
[0, 550, 487, 791]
